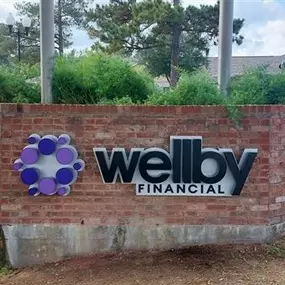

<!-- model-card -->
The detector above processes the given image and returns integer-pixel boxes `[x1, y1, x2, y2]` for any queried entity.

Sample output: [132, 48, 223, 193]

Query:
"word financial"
[94, 136, 258, 197]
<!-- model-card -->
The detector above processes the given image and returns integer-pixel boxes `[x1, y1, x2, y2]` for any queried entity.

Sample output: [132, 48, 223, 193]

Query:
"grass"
[267, 238, 285, 259]
[0, 266, 12, 276]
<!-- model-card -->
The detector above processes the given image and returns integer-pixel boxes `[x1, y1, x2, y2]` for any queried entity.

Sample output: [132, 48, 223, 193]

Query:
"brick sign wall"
[1, 104, 284, 228]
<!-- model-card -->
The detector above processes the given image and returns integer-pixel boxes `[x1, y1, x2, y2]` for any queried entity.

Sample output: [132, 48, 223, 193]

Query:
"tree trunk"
[170, 0, 181, 87]
[58, 0, 64, 55]
[166, 75, 170, 84]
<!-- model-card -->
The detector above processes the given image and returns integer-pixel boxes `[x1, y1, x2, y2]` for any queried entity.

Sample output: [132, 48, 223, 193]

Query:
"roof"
[154, 54, 285, 88]
[208, 55, 285, 78]
[155, 77, 170, 88]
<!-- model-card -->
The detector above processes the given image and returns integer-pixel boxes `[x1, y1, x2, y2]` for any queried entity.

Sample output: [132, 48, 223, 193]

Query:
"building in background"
[155, 54, 285, 89]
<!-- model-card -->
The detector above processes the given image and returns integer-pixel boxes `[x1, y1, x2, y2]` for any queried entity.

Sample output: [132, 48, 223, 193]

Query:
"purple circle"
[38, 138, 56, 155]
[20, 148, 39, 164]
[56, 168, 74, 185]
[56, 148, 74, 164]
[21, 168, 39, 185]
[28, 187, 39, 196]
[28, 136, 38, 144]
[57, 187, 67, 196]
[39, 178, 57, 195]
[73, 162, 82, 171]
[13, 162, 23, 171]
[58, 137, 67, 145]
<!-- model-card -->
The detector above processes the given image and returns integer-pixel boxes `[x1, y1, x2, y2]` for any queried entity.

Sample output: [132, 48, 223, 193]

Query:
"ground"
[1, 239, 285, 285]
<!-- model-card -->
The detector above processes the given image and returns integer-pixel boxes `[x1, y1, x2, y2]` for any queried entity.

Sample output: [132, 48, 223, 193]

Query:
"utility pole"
[58, 0, 64, 55]
[40, 0, 55, 103]
[170, 0, 181, 87]
[217, 0, 234, 96]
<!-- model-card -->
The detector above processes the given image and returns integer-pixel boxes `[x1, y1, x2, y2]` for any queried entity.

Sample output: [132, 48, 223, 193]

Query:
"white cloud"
[232, 0, 285, 56]
[1, 0, 285, 56]
[244, 20, 285, 55]
[0, 3, 16, 23]
[210, 0, 285, 56]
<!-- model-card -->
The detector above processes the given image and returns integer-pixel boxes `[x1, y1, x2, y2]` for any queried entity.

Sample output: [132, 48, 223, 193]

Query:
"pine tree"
[15, 0, 92, 55]
[85, 0, 244, 85]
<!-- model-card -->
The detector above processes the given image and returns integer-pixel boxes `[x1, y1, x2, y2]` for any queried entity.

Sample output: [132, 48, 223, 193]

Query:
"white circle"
[201, 158, 219, 177]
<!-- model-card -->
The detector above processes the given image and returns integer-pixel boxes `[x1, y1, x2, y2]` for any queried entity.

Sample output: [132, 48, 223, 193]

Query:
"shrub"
[229, 66, 269, 105]
[98, 96, 135, 105]
[53, 53, 156, 104]
[0, 63, 40, 103]
[230, 66, 273, 104]
[3, 59, 285, 108]
[147, 70, 225, 105]
[266, 72, 285, 104]
[229, 66, 285, 105]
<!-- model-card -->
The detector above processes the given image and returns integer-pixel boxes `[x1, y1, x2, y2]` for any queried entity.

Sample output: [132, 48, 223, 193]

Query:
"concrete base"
[3, 223, 285, 268]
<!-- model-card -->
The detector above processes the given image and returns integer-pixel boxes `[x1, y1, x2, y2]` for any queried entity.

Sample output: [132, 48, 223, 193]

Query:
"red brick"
[0, 103, 283, 227]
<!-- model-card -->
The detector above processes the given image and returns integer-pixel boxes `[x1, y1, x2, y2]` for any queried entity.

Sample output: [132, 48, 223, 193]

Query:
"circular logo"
[13, 134, 85, 196]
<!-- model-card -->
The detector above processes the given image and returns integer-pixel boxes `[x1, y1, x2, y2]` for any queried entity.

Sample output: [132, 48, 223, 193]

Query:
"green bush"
[3, 58, 285, 108]
[53, 53, 156, 104]
[229, 66, 285, 105]
[0, 63, 40, 103]
[98, 96, 135, 105]
[266, 72, 285, 104]
[147, 70, 225, 105]
[229, 66, 270, 105]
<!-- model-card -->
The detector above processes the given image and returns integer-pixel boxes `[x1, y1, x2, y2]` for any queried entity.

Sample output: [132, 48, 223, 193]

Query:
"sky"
[0, 0, 285, 56]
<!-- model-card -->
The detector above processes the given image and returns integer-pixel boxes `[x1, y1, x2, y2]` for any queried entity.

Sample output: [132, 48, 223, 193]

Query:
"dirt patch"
[1, 239, 285, 285]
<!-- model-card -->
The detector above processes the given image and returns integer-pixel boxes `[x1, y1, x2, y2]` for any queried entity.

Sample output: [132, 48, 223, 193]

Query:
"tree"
[0, 23, 14, 64]
[85, 0, 244, 86]
[15, 0, 92, 55]
[0, 22, 40, 64]
[170, 0, 182, 85]
[136, 32, 209, 81]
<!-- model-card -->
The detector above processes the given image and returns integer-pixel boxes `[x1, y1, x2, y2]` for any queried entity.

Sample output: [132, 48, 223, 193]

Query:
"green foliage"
[0, 24, 14, 64]
[98, 96, 135, 105]
[0, 266, 12, 276]
[85, 0, 244, 85]
[86, 0, 172, 53]
[267, 239, 285, 259]
[14, 0, 92, 55]
[147, 70, 225, 105]
[192, 2, 244, 46]
[86, 0, 244, 54]
[0, 63, 40, 103]
[137, 32, 209, 79]
[11, 62, 40, 79]
[266, 71, 285, 104]
[229, 66, 270, 105]
[230, 66, 285, 105]
[223, 103, 243, 128]
[53, 53, 156, 104]
[3, 53, 285, 115]
[0, 19, 40, 64]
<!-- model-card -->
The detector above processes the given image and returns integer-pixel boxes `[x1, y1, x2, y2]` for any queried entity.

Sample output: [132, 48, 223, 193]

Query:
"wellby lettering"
[94, 136, 258, 197]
